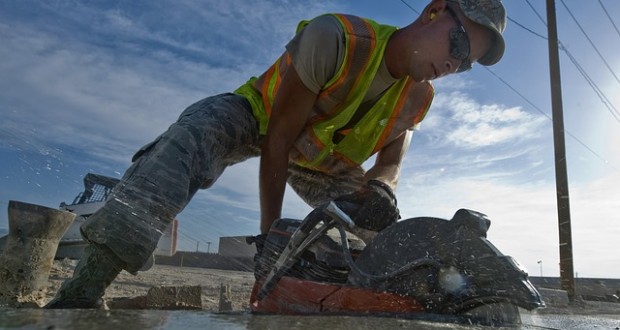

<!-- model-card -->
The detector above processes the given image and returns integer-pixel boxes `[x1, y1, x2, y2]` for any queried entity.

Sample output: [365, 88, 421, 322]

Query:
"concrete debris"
[0, 201, 75, 307]
[218, 284, 233, 312]
[107, 285, 204, 310]
[145, 285, 203, 310]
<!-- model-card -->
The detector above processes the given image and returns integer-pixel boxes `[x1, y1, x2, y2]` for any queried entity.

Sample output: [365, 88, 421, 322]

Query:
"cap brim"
[478, 30, 505, 66]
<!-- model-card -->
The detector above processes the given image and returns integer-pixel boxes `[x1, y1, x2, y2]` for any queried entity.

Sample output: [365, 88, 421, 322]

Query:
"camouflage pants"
[81, 93, 364, 273]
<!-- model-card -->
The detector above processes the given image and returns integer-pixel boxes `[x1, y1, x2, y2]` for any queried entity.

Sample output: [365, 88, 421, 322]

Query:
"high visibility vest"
[235, 14, 434, 173]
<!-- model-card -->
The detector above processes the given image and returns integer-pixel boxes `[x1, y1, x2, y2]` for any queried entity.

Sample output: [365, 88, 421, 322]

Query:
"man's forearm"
[259, 148, 288, 234]
[255, 65, 318, 234]
[364, 130, 413, 190]
[364, 164, 401, 190]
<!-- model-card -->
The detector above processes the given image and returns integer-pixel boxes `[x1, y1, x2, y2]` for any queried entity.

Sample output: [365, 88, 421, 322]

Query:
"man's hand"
[335, 179, 399, 232]
[246, 234, 268, 280]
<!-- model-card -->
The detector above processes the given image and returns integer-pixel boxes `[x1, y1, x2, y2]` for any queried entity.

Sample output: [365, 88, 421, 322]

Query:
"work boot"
[45, 244, 125, 309]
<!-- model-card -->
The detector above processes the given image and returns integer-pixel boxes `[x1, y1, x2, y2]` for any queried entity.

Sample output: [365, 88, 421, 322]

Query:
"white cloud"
[0, 1, 333, 166]
[396, 165, 620, 279]
[429, 92, 548, 148]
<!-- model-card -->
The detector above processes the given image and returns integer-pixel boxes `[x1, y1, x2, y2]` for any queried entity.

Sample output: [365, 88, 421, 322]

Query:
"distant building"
[56, 173, 177, 269]
[218, 236, 255, 258]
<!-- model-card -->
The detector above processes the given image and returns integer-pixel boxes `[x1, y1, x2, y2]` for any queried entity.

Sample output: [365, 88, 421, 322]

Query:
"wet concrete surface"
[1, 308, 619, 330]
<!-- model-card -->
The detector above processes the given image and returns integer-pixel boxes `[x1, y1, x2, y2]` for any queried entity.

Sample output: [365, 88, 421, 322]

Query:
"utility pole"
[196, 241, 200, 252]
[546, 0, 576, 301]
[206, 241, 212, 254]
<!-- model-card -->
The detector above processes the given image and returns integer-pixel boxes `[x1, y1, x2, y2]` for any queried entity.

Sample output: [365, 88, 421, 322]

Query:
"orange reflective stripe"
[413, 82, 434, 124]
[319, 14, 356, 96]
[260, 64, 276, 116]
[260, 53, 291, 117]
[372, 81, 411, 154]
[338, 128, 352, 136]
[312, 14, 374, 124]
[307, 126, 330, 168]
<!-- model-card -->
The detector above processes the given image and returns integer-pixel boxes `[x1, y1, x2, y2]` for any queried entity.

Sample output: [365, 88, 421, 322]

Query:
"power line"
[398, 0, 420, 15]
[517, 2, 620, 123]
[597, 0, 620, 40]
[559, 42, 620, 122]
[525, 0, 547, 26]
[507, 16, 547, 40]
[559, 0, 620, 88]
[397, 0, 618, 172]
[485, 66, 618, 173]
[177, 228, 202, 244]
[481, 67, 551, 121]
[498, 23, 620, 171]
[499, 14, 620, 171]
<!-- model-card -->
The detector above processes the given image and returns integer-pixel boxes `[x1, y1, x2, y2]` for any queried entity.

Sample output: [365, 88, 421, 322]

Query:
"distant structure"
[218, 236, 255, 258]
[57, 173, 178, 265]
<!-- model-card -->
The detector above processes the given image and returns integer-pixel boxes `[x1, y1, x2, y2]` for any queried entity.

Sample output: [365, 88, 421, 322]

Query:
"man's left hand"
[334, 180, 399, 232]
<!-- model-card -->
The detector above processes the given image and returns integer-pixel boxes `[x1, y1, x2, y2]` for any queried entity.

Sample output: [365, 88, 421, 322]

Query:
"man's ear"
[422, 0, 448, 24]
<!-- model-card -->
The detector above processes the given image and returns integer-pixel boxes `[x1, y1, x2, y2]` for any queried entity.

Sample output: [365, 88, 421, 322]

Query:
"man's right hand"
[246, 234, 268, 280]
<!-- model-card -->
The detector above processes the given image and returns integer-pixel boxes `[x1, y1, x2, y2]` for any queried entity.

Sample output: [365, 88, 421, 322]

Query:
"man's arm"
[364, 129, 413, 190]
[333, 130, 412, 233]
[259, 66, 318, 234]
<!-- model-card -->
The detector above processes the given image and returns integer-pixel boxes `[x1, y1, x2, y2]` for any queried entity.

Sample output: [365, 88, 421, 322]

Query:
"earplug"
[429, 12, 437, 21]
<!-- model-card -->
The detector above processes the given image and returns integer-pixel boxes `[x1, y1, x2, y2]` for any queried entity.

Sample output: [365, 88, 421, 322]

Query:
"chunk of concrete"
[146, 285, 202, 310]
[106, 295, 148, 310]
[219, 284, 233, 312]
[0, 201, 75, 307]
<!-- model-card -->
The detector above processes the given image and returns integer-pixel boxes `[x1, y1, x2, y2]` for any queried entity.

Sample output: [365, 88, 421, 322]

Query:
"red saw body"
[249, 203, 544, 325]
[251, 277, 425, 315]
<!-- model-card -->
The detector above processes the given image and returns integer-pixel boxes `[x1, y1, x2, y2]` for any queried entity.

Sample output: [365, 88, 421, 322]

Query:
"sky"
[1, 0, 619, 279]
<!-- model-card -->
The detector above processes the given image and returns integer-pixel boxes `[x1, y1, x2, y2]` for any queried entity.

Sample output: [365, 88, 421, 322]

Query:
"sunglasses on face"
[445, 6, 472, 73]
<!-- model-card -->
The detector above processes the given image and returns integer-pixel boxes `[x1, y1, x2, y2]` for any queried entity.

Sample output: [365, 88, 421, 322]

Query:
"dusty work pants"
[80, 93, 364, 273]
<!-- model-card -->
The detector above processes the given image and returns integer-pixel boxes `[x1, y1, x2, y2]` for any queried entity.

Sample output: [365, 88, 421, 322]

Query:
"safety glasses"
[445, 6, 472, 73]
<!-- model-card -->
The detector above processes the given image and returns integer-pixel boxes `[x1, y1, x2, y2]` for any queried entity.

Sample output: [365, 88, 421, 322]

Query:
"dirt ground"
[43, 259, 620, 316]
[46, 259, 255, 311]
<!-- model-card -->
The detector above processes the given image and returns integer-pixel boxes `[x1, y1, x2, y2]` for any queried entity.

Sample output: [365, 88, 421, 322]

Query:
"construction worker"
[46, 0, 506, 308]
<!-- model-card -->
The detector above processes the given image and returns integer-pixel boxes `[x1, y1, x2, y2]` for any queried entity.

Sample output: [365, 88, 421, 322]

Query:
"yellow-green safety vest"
[235, 13, 434, 173]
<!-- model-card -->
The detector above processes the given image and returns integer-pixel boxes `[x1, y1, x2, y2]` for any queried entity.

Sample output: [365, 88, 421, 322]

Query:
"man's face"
[445, 5, 472, 73]
[411, 5, 493, 82]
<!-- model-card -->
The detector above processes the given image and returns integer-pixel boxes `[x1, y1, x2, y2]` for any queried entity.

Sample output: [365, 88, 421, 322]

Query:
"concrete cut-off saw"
[248, 202, 544, 326]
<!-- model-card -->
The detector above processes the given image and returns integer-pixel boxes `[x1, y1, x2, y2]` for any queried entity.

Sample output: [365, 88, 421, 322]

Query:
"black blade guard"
[348, 209, 545, 314]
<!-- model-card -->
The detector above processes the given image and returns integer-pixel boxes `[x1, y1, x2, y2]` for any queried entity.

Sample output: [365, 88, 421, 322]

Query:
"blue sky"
[1, 0, 619, 279]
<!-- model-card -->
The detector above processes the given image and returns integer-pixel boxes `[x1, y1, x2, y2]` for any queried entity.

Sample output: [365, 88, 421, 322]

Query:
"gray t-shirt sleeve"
[285, 15, 345, 94]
